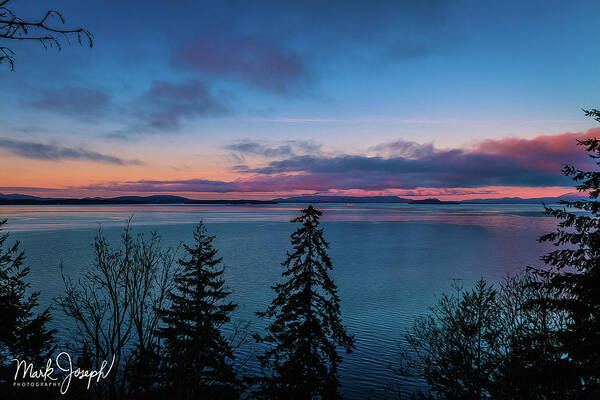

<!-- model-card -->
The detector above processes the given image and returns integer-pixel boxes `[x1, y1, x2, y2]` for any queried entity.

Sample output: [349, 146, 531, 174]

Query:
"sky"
[1, 0, 600, 200]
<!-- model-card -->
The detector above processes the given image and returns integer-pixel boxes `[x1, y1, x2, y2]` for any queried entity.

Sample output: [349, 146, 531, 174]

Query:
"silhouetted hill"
[0, 193, 587, 206]
[0, 194, 275, 205]
[0, 193, 55, 201]
[409, 198, 460, 204]
[462, 194, 584, 204]
[274, 195, 412, 203]
[109, 195, 191, 203]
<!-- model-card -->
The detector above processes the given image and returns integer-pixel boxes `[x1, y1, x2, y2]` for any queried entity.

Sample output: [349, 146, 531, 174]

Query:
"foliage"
[403, 272, 570, 400]
[493, 273, 573, 398]
[406, 279, 499, 399]
[0, 219, 55, 399]
[533, 108, 600, 396]
[255, 205, 354, 399]
[58, 222, 176, 399]
[156, 222, 241, 399]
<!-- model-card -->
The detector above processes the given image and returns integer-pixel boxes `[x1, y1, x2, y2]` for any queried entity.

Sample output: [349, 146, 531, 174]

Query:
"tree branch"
[0, 0, 93, 70]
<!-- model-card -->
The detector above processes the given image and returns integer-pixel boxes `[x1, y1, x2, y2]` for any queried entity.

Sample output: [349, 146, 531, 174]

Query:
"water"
[0, 203, 559, 398]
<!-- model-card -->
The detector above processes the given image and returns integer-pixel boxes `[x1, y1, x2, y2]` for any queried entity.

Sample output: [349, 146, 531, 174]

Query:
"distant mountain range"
[0, 193, 55, 201]
[461, 195, 584, 204]
[0, 193, 585, 205]
[0, 194, 275, 205]
[275, 194, 583, 204]
[274, 195, 413, 203]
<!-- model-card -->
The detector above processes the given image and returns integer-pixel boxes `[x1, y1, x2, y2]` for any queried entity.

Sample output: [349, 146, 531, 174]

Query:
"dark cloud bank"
[75, 129, 600, 194]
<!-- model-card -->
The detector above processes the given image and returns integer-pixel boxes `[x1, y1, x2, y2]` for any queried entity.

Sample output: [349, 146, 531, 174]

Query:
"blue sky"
[1, 0, 599, 199]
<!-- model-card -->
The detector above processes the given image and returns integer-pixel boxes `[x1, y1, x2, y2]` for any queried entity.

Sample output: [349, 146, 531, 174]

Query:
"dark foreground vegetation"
[392, 109, 600, 400]
[0, 206, 353, 400]
[2, 110, 600, 399]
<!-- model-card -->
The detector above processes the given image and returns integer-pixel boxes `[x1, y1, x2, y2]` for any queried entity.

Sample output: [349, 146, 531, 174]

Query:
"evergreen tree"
[536, 108, 600, 396]
[255, 205, 354, 399]
[0, 219, 55, 398]
[157, 221, 239, 399]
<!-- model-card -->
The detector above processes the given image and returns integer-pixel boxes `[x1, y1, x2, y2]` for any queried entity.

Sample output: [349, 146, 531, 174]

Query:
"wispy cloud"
[225, 139, 322, 160]
[370, 139, 436, 159]
[246, 117, 588, 125]
[115, 80, 229, 137]
[177, 32, 310, 95]
[0, 138, 144, 165]
[25, 86, 111, 118]
[76, 175, 339, 193]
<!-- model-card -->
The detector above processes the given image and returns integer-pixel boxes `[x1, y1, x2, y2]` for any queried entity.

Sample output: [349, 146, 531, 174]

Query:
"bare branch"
[0, 0, 93, 70]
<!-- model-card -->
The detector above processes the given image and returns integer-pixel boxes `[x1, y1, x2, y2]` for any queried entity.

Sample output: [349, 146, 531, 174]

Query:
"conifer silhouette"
[535, 108, 600, 396]
[0, 219, 55, 399]
[157, 222, 239, 399]
[255, 205, 354, 399]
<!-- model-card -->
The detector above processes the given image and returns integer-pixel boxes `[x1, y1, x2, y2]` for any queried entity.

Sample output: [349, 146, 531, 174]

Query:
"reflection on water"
[1, 204, 559, 398]
[1, 203, 558, 231]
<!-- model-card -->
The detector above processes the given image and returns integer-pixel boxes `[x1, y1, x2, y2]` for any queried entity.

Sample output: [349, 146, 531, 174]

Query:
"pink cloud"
[474, 127, 600, 172]
[7, 127, 600, 200]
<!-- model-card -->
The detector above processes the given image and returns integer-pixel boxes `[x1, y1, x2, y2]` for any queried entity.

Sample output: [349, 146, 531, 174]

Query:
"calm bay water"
[1, 203, 560, 398]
